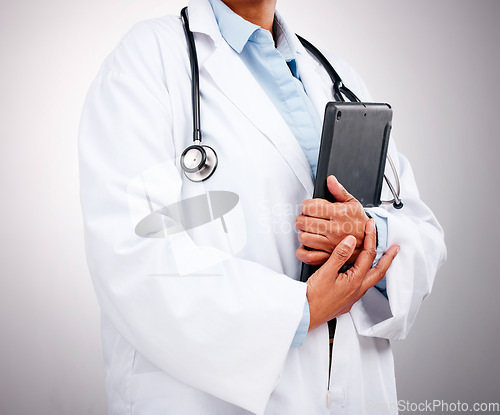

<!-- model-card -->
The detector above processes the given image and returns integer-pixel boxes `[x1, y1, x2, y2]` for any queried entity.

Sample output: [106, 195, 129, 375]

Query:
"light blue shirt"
[209, 0, 322, 179]
[208, 0, 388, 348]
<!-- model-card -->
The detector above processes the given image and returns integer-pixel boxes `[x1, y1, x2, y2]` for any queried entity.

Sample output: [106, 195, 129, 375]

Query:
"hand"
[306, 219, 399, 331]
[296, 175, 370, 265]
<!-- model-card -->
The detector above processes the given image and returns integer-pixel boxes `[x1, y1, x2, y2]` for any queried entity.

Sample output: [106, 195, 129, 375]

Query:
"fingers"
[322, 234, 357, 273]
[361, 245, 400, 292]
[296, 245, 330, 265]
[327, 175, 354, 203]
[295, 214, 332, 236]
[298, 231, 332, 252]
[301, 198, 334, 220]
[301, 198, 350, 220]
[351, 219, 378, 276]
[296, 213, 358, 242]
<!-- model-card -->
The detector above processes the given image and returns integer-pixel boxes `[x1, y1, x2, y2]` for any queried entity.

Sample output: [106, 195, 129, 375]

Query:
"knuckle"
[313, 200, 327, 217]
[317, 221, 328, 235]
[319, 201, 331, 217]
[301, 199, 313, 214]
[334, 247, 350, 260]
[371, 268, 384, 282]
[307, 201, 319, 216]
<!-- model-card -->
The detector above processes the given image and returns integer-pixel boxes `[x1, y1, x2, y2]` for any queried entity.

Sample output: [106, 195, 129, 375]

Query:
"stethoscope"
[179, 7, 403, 209]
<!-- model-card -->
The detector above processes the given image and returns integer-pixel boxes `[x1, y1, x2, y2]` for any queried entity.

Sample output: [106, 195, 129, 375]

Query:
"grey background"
[0, 0, 498, 414]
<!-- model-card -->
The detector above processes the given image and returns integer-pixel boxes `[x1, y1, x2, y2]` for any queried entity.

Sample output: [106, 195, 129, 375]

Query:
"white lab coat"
[78, 0, 446, 414]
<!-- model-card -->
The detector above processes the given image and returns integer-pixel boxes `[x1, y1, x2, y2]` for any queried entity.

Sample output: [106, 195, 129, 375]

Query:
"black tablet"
[300, 102, 392, 282]
[314, 102, 392, 206]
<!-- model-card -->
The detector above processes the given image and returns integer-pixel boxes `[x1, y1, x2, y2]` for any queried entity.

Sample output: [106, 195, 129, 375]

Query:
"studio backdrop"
[0, 0, 498, 414]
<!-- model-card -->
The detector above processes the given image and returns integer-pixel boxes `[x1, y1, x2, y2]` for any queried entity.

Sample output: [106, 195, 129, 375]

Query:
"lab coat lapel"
[203, 48, 313, 193]
[188, 0, 314, 194]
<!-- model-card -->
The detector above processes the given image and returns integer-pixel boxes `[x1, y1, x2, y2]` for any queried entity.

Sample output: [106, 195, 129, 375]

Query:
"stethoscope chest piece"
[181, 141, 218, 182]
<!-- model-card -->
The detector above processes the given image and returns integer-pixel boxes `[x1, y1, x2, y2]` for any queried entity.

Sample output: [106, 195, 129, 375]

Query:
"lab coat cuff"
[290, 298, 310, 348]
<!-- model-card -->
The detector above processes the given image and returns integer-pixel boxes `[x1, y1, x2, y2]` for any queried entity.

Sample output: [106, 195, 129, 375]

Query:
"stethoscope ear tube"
[297, 33, 403, 208]
[181, 7, 201, 142]
[297, 35, 360, 104]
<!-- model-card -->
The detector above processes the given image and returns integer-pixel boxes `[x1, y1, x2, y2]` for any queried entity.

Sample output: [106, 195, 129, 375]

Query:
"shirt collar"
[208, 0, 260, 53]
[208, 0, 300, 65]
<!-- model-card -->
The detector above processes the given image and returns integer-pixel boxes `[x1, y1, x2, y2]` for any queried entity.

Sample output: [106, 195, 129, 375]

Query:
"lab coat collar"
[188, 0, 223, 47]
[187, 0, 323, 73]
[273, 11, 300, 63]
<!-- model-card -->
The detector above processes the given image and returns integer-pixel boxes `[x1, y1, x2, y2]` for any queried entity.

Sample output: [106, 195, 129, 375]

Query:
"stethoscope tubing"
[181, 7, 202, 143]
[180, 7, 402, 208]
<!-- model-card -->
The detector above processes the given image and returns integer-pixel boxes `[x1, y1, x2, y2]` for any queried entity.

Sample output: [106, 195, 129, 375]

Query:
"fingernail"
[344, 235, 356, 248]
[396, 246, 401, 254]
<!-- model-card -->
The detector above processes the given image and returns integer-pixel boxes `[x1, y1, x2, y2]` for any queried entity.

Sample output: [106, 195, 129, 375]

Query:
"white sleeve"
[328, 53, 447, 340]
[78, 25, 306, 415]
[350, 144, 447, 340]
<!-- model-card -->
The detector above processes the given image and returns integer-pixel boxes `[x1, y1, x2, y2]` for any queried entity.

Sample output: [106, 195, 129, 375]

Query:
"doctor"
[78, 0, 446, 414]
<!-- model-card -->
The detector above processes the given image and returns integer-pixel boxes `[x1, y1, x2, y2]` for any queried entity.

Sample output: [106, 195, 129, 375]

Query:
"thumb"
[327, 175, 354, 203]
[323, 234, 357, 274]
